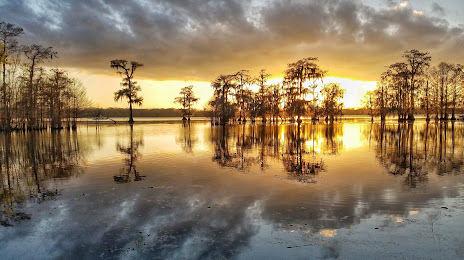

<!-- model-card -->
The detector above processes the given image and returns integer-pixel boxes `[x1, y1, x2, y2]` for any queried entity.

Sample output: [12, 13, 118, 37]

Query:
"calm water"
[1, 122, 463, 259]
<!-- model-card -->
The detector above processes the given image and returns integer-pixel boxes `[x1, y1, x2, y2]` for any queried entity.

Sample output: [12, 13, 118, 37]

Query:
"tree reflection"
[210, 125, 276, 171]
[209, 123, 344, 183]
[177, 122, 197, 154]
[208, 121, 464, 187]
[211, 126, 236, 168]
[283, 123, 324, 183]
[369, 122, 464, 188]
[0, 131, 84, 226]
[114, 125, 145, 183]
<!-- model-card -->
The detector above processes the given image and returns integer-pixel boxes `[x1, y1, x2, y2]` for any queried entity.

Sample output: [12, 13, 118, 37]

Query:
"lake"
[1, 121, 463, 259]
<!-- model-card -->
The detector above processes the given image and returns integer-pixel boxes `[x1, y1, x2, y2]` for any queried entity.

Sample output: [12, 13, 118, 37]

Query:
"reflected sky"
[1, 122, 464, 259]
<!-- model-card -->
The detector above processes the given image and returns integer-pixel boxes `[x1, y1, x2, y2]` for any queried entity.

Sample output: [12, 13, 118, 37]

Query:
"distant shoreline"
[82, 107, 372, 118]
[81, 107, 464, 118]
[76, 116, 462, 126]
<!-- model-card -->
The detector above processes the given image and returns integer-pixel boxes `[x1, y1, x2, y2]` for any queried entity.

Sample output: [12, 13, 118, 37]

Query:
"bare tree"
[435, 62, 454, 119]
[47, 69, 71, 129]
[68, 78, 91, 129]
[376, 74, 390, 121]
[419, 67, 433, 121]
[450, 64, 463, 120]
[362, 91, 376, 122]
[402, 49, 431, 120]
[22, 44, 57, 129]
[387, 62, 409, 121]
[110, 59, 143, 124]
[233, 70, 251, 122]
[0, 21, 23, 129]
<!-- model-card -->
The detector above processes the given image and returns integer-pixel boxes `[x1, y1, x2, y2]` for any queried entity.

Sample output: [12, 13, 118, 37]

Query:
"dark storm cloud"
[0, 0, 463, 80]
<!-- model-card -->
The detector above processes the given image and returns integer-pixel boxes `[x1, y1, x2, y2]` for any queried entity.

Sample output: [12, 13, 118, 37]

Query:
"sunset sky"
[1, 0, 463, 108]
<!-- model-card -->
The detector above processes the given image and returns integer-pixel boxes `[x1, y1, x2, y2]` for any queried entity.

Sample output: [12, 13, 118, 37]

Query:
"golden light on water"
[2, 0, 464, 258]
[319, 229, 337, 237]
[390, 216, 404, 223]
[341, 125, 364, 150]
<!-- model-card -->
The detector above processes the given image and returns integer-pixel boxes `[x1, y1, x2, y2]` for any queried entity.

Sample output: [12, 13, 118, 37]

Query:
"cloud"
[0, 0, 462, 81]
[431, 2, 446, 16]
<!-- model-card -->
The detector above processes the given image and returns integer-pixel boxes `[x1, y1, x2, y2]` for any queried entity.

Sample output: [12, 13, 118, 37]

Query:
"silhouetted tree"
[269, 84, 282, 122]
[254, 69, 271, 123]
[67, 78, 90, 129]
[110, 59, 143, 124]
[47, 69, 71, 129]
[388, 62, 409, 121]
[362, 91, 376, 122]
[210, 74, 236, 125]
[402, 49, 431, 120]
[283, 57, 325, 122]
[321, 83, 345, 122]
[417, 67, 435, 121]
[449, 64, 463, 120]
[375, 74, 390, 121]
[0, 21, 90, 131]
[22, 44, 57, 129]
[175, 85, 199, 121]
[240, 88, 255, 122]
[233, 70, 251, 122]
[0, 21, 23, 130]
[373, 50, 436, 122]
[434, 62, 455, 120]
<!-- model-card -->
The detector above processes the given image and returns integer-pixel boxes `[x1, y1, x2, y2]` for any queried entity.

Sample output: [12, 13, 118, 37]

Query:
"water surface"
[1, 121, 463, 259]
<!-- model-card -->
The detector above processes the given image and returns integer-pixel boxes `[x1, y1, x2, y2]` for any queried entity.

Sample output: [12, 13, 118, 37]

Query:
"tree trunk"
[2, 41, 10, 130]
[425, 80, 430, 121]
[444, 83, 449, 120]
[129, 102, 134, 124]
[408, 76, 415, 120]
[28, 60, 35, 129]
[451, 89, 456, 120]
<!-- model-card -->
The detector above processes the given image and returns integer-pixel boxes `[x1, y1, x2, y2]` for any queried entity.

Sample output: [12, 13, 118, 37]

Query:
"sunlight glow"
[399, 1, 409, 8]
[342, 125, 363, 150]
[413, 10, 424, 16]
[70, 70, 376, 109]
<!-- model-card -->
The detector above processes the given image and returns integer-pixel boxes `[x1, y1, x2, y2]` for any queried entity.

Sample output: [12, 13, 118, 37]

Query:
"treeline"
[82, 108, 210, 118]
[208, 57, 345, 125]
[364, 49, 464, 121]
[0, 21, 89, 131]
[83, 108, 373, 118]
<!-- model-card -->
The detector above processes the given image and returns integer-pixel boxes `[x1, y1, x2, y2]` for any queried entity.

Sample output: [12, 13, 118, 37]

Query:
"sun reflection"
[390, 215, 404, 223]
[319, 229, 337, 237]
[342, 124, 363, 150]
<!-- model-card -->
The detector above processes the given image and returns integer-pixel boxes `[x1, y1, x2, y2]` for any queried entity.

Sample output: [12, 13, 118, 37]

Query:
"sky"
[0, 0, 463, 108]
